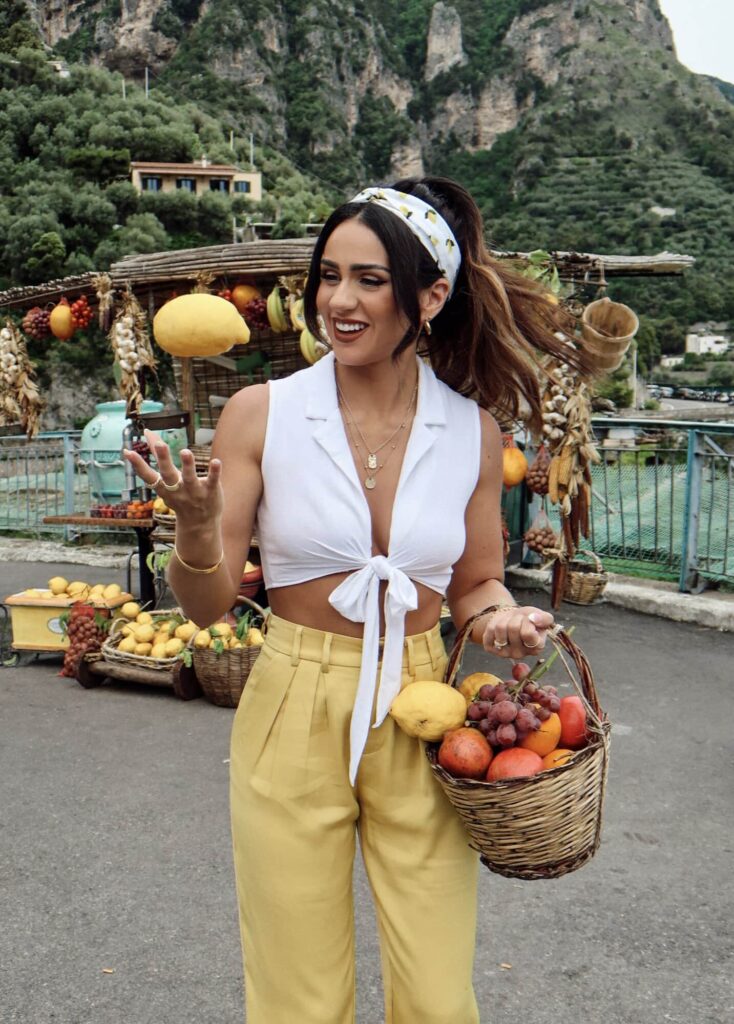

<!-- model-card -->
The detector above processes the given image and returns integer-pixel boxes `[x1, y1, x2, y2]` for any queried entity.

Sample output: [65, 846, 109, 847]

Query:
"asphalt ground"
[1, 560, 732, 1024]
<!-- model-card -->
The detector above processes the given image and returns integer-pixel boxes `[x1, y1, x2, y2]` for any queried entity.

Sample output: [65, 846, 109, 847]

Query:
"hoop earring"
[423, 319, 432, 336]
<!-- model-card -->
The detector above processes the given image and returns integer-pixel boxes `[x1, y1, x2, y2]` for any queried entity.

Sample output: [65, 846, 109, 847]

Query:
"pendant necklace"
[337, 377, 418, 490]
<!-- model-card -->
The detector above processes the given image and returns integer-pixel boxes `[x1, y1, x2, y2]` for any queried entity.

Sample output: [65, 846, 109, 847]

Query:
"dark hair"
[304, 175, 589, 433]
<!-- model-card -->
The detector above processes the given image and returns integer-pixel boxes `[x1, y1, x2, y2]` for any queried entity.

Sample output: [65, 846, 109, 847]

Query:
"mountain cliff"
[2, 0, 733, 349]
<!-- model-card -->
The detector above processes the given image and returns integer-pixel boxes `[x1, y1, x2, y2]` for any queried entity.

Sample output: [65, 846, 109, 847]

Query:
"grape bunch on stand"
[60, 605, 109, 677]
[131, 438, 151, 465]
[22, 307, 51, 340]
[243, 297, 269, 331]
[467, 663, 561, 749]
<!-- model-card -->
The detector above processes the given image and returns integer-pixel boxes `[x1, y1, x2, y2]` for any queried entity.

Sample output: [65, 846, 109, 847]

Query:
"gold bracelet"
[173, 544, 225, 575]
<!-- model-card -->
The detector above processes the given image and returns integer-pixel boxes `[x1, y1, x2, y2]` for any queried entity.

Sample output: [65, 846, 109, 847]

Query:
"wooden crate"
[3, 592, 133, 652]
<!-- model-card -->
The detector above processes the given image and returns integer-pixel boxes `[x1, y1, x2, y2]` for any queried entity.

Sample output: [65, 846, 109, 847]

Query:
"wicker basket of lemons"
[103, 603, 197, 671]
[191, 598, 266, 708]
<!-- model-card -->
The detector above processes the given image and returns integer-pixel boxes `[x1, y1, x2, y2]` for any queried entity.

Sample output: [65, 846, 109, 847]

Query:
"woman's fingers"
[205, 458, 222, 489]
[123, 447, 160, 487]
[179, 448, 198, 484]
[483, 607, 554, 658]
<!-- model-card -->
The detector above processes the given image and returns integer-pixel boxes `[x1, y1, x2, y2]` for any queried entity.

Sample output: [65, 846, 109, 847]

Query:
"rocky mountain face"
[28, 0, 690, 182]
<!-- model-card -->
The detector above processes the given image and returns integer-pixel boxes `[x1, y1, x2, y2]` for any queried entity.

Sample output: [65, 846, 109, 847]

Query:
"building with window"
[130, 158, 262, 199]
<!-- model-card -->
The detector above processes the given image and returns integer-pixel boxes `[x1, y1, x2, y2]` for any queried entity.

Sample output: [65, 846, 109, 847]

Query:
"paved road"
[1, 561, 732, 1024]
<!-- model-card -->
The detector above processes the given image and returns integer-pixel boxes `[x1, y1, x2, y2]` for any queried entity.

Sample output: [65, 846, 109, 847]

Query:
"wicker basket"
[426, 608, 611, 880]
[563, 550, 608, 605]
[192, 597, 266, 708]
[153, 511, 177, 528]
[102, 609, 186, 671]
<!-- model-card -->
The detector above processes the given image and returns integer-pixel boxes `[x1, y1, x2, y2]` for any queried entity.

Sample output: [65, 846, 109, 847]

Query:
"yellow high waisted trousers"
[230, 615, 480, 1024]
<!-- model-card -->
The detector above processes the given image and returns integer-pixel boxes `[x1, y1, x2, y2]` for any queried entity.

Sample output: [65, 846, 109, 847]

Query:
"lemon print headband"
[351, 187, 461, 296]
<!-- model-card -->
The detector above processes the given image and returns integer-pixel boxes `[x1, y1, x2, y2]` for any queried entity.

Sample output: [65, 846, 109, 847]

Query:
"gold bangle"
[173, 544, 224, 575]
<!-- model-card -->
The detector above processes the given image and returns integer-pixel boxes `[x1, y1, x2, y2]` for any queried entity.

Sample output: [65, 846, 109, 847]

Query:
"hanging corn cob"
[108, 290, 157, 418]
[92, 272, 115, 332]
[0, 319, 44, 438]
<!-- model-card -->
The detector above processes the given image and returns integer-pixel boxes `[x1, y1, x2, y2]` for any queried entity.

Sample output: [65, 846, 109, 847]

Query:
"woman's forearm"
[449, 578, 517, 644]
[166, 520, 239, 627]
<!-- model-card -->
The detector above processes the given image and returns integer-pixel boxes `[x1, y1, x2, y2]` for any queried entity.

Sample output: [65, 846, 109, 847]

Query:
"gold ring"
[159, 473, 183, 492]
[525, 638, 543, 648]
[149, 472, 162, 488]
[493, 639, 509, 650]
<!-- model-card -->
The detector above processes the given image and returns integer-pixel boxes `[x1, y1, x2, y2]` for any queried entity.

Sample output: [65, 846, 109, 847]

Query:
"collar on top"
[304, 351, 447, 427]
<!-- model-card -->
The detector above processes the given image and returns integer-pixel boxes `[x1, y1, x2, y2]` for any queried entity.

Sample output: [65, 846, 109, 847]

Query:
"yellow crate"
[3, 591, 133, 652]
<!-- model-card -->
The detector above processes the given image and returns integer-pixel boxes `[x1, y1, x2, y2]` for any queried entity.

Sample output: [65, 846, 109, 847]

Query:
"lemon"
[103, 583, 122, 600]
[458, 672, 504, 704]
[151, 643, 169, 659]
[135, 642, 153, 657]
[136, 612, 153, 625]
[193, 631, 211, 649]
[153, 496, 169, 513]
[89, 584, 105, 594]
[164, 638, 184, 657]
[245, 627, 264, 646]
[23, 588, 43, 598]
[210, 622, 232, 639]
[67, 581, 89, 594]
[118, 636, 137, 653]
[121, 601, 141, 619]
[121, 623, 136, 637]
[48, 576, 69, 595]
[229, 638, 243, 649]
[134, 624, 155, 644]
[37, 589, 55, 599]
[174, 622, 197, 642]
[389, 680, 467, 741]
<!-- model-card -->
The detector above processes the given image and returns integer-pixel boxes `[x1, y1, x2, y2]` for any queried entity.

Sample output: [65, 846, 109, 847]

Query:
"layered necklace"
[337, 374, 418, 490]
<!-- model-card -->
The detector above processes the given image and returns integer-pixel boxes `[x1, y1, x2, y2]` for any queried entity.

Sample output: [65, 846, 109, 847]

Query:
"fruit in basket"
[134, 624, 155, 644]
[194, 630, 212, 648]
[245, 627, 264, 646]
[438, 727, 493, 779]
[266, 286, 289, 333]
[558, 695, 589, 749]
[121, 601, 141, 619]
[136, 612, 153, 625]
[389, 681, 467, 741]
[458, 672, 503, 704]
[118, 636, 137, 654]
[164, 638, 185, 657]
[518, 711, 562, 757]
[48, 576, 69, 595]
[153, 497, 172, 515]
[540, 748, 575, 770]
[174, 622, 197, 642]
[135, 642, 153, 656]
[151, 642, 168, 658]
[487, 748, 543, 781]
[103, 583, 122, 599]
[152, 293, 249, 357]
[210, 621, 233, 639]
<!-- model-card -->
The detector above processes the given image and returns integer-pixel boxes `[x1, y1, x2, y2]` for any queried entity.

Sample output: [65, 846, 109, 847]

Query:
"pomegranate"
[438, 727, 493, 780]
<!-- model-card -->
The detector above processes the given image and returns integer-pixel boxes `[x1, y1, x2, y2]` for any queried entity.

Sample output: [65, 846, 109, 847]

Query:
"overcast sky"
[657, 0, 734, 84]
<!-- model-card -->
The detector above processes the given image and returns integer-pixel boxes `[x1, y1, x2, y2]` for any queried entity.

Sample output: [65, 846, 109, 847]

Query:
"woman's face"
[316, 218, 412, 366]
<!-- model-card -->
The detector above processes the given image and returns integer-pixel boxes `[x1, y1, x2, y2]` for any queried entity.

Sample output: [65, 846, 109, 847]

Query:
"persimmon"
[518, 710, 561, 756]
[540, 748, 575, 771]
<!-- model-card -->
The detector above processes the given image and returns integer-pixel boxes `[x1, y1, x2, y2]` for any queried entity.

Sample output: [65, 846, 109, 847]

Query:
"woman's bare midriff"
[268, 572, 444, 639]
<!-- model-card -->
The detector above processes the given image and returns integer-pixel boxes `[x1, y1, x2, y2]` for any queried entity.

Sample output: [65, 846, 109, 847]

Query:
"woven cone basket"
[581, 297, 638, 374]
[426, 609, 611, 880]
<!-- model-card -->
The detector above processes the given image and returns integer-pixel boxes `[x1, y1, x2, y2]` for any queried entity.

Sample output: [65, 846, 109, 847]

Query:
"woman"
[124, 176, 578, 1023]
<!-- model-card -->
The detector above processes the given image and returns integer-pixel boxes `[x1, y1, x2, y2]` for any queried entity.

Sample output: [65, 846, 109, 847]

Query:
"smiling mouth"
[333, 320, 369, 339]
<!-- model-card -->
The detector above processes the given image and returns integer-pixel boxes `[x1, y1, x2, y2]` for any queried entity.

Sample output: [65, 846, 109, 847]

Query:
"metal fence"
[0, 432, 125, 539]
[2, 420, 734, 592]
[538, 418, 734, 591]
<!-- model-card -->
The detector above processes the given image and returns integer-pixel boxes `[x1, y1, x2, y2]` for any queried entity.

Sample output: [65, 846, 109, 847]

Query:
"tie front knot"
[368, 554, 392, 581]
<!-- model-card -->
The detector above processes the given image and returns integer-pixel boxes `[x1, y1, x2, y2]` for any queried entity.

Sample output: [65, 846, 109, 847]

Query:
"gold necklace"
[337, 378, 418, 490]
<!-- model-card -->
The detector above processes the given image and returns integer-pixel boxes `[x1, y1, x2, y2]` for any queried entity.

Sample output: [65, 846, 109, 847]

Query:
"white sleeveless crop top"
[256, 352, 481, 782]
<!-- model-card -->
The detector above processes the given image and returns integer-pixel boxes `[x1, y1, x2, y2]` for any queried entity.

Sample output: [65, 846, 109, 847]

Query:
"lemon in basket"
[121, 601, 141, 619]
[389, 681, 467, 741]
[174, 621, 198, 642]
[151, 643, 169, 659]
[210, 622, 232, 639]
[194, 631, 211, 649]
[136, 612, 153, 625]
[134, 624, 156, 644]
[118, 636, 137, 654]
[164, 638, 184, 657]
[135, 642, 153, 657]
[48, 576, 69, 595]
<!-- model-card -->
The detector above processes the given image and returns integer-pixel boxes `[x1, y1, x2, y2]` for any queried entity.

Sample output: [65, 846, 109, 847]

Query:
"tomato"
[558, 695, 589, 749]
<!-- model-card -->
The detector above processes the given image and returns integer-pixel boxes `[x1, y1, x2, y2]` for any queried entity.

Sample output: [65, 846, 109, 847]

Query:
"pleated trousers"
[229, 614, 480, 1024]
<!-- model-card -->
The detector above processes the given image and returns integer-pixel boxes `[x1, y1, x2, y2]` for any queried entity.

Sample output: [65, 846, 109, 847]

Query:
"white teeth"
[335, 321, 367, 332]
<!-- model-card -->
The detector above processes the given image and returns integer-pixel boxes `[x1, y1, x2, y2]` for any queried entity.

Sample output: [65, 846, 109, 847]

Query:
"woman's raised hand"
[481, 605, 555, 661]
[122, 428, 223, 526]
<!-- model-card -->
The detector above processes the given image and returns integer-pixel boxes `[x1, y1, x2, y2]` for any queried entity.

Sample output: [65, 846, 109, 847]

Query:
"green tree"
[708, 363, 734, 387]
[25, 230, 66, 280]
[92, 213, 170, 267]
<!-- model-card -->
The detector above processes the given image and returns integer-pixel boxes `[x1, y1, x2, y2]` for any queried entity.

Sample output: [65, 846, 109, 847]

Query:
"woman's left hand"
[481, 606, 555, 660]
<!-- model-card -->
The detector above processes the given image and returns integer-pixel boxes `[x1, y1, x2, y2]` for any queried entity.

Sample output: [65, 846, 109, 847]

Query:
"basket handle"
[444, 606, 605, 731]
[234, 595, 267, 620]
[573, 549, 604, 573]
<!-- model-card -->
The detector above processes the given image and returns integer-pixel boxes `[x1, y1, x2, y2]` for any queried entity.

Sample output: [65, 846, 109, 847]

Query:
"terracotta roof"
[130, 161, 250, 174]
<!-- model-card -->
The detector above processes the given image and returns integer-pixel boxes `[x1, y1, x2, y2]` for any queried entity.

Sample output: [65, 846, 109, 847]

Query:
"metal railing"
[0, 432, 126, 540]
[2, 420, 734, 592]
[536, 418, 734, 591]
